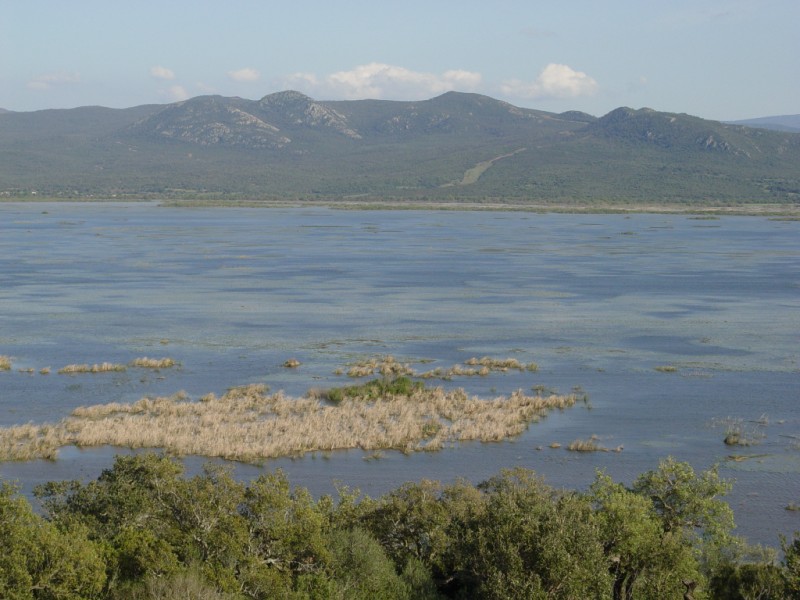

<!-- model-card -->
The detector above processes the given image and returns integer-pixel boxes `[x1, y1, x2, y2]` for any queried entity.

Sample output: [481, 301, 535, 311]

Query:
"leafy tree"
[360, 479, 453, 568]
[631, 457, 733, 544]
[238, 470, 331, 597]
[34, 453, 187, 592]
[326, 527, 411, 599]
[590, 472, 702, 600]
[458, 468, 611, 599]
[709, 562, 787, 600]
[0, 482, 106, 599]
[783, 532, 800, 599]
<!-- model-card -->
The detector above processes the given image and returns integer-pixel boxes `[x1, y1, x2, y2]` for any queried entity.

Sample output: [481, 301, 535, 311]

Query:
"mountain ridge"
[727, 114, 800, 133]
[1, 91, 798, 205]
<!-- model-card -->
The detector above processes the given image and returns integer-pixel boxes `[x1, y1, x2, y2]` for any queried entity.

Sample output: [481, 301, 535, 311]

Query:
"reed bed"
[346, 355, 415, 378]
[347, 355, 538, 381]
[129, 357, 177, 369]
[465, 357, 539, 372]
[0, 355, 11, 371]
[58, 362, 127, 374]
[0, 384, 579, 462]
[567, 436, 604, 452]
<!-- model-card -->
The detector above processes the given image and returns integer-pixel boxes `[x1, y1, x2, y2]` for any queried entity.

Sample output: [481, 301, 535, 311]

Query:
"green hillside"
[1, 91, 798, 207]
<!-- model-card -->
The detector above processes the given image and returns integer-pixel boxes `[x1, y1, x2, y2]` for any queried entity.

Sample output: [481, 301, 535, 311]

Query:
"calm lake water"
[0, 202, 798, 546]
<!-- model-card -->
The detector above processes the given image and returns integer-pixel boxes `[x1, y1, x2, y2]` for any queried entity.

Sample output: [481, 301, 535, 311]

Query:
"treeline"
[1, 453, 798, 599]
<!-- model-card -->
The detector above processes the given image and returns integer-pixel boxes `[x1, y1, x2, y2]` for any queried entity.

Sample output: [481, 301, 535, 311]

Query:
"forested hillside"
[1, 92, 799, 206]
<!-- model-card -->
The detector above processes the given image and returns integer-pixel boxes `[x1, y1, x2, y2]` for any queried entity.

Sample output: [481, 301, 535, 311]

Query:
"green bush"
[325, 376, 424, 404]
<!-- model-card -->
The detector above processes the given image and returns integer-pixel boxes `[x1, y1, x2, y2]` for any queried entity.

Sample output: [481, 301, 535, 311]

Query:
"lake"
[0, 202, 798, 547]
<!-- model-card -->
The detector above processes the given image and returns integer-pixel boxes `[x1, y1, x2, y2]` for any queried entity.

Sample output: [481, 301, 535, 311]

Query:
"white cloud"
[150, 66, 176, 80]
[27, 71, 80, 91]
[228, 67, 260, 83]
[284, 63, 482, 100]
[284, 72, 319, 89]
[163, 85, 189, 101]
[501, 63, 598, 99]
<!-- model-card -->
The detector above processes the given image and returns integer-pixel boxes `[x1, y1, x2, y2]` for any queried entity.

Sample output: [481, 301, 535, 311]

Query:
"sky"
[1, 0, 798, 121]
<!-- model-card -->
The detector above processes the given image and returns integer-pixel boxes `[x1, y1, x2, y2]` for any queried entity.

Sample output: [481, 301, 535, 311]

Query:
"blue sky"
[2, 0, 798, 120]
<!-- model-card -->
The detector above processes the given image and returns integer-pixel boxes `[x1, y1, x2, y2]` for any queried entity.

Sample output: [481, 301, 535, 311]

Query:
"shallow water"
[0, 202, 798, 546]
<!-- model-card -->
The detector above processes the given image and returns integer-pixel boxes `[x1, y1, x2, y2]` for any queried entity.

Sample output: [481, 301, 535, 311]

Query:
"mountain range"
[727, 114, 800, 133]
[1, 91, 798, 206]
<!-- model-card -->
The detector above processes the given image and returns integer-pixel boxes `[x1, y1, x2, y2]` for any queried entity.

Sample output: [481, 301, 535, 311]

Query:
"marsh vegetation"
[129, 356, 177, 369]
[342, 355, 538, 380]
[0, 374, 579, 462]
[57, 362, 128, 374]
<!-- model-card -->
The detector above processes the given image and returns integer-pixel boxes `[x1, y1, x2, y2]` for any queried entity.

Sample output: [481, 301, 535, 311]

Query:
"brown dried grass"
[566, 435, 614, 452]
[129, 357, 177, 369]
[58, 362, 127, 374]
[0, 384, 579, 462]
[354, 355, 539, 380]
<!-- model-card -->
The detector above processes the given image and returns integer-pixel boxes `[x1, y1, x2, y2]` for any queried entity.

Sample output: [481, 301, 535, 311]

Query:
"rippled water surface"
[1, 202, 798, 546]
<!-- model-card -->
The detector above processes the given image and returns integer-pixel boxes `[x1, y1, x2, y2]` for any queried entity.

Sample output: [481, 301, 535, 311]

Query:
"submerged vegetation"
[0, 453, 797, 599]
[715, 416, 769, 448]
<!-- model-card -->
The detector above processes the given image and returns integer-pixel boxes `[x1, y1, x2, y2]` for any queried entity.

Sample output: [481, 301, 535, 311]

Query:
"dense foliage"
[1, 453, 797, 599]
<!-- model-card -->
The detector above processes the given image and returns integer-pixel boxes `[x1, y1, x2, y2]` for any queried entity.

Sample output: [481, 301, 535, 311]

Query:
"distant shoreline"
[3, 197, 799, 217]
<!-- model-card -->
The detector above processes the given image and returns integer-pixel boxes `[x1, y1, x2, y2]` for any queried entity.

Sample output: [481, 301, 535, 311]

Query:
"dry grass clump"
[341, 355, 539, 381]
[465, 357, 538, 372]
[0, 355, 11, 371]
[283, 358, 301, 368]
[418, 365, 489, 379]
[654, 365, 678, 373]
[39, 367, 51, 375]
[129, 357, 177, 369]
[346, 355, 414, 378]
[417, 357, 537, 380]
[565, 435, 621, 453]
[58, 362, 127, 374]
[0, 383, 580, 463]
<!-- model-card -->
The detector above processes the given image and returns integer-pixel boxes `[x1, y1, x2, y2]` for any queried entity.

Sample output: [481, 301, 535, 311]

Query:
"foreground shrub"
[0, 482, 106, 599]
[0, 453, 790, 599]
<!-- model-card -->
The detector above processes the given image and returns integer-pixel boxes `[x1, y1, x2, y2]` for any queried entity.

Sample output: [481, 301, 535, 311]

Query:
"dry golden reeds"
[345, 355, 415, 378]
[0, 356, 11, 371]
[567, 435, 606, 452]
[0, 384, 580, 463]
[465, 357, 538, 372]
[58, 362, 127, 374]
[400, 356, 539, 381]
[129, 357, 177, 369]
